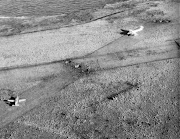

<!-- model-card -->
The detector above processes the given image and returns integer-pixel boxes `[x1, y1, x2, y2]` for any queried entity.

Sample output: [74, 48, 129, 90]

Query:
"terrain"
[0, 0, 179, 139]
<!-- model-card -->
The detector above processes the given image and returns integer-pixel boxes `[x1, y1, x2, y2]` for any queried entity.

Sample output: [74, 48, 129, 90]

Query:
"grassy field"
[0, 0, 177, 37]
[0, 0, 103, 17]
[0, 0, 131, 37]
[0, 58, 179, 139]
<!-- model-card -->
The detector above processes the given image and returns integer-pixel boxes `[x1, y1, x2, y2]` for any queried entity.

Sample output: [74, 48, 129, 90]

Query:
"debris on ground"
[75, 64, 81, 68]
[65, 60, 72, 64]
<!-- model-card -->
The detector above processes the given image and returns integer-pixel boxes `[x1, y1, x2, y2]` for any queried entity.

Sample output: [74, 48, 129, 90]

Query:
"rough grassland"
[0, 58, 179, 139]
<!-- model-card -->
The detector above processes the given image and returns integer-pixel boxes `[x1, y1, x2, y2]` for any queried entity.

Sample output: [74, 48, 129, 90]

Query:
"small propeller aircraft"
[4, 95, 26, 106]
[120, 25, 144, 36]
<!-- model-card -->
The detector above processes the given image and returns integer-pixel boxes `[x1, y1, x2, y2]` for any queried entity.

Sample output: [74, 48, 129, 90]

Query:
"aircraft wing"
[7, 100, 15, 102]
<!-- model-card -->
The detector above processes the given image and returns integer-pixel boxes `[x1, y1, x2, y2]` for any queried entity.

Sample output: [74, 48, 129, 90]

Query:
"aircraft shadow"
[120, 29, 132, 36]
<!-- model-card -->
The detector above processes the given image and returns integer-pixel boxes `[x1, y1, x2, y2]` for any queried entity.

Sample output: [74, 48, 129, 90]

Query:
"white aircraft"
[127, 25, 144, 36]
[6, 95, 26, 106]
[121, 25, 144, 36]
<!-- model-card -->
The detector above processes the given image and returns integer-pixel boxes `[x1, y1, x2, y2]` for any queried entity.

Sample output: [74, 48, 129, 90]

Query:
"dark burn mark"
[115, 52, 125, 60]
[174, 39, 180, 58]
[175, 40, 180, 50]
[106, 82, 138, 100]
[41, 74, 57, 82]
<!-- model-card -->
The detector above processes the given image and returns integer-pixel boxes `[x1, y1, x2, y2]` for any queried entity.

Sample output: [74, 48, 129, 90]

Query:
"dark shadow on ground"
[120, 29, 132, 36]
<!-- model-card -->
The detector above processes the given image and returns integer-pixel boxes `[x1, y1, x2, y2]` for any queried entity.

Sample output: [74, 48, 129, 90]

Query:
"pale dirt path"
[0, 20, 120, 68]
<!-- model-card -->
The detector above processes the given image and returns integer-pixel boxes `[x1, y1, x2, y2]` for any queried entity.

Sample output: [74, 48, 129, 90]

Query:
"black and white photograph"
[0, 0, 179, 138]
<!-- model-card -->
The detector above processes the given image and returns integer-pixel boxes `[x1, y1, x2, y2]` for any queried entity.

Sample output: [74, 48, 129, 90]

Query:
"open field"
[0, 0, 179, 139]
[0, 0, 179, 68]
[0, 0, 179, 37]
[0, 0, 128, 36]
[0, 58, 179, 139]
[0, 0, 126, 17]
